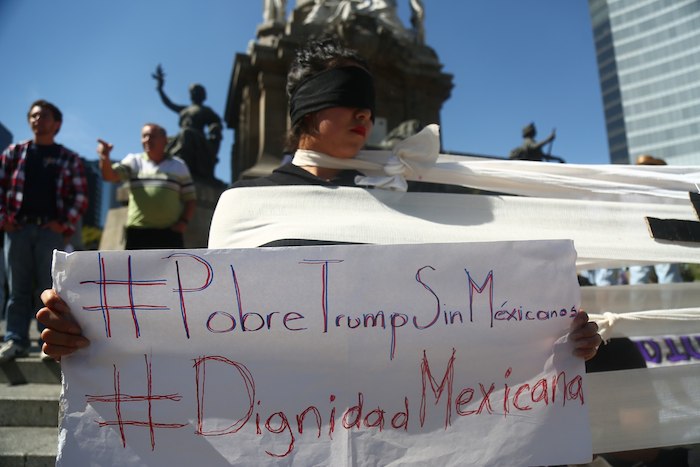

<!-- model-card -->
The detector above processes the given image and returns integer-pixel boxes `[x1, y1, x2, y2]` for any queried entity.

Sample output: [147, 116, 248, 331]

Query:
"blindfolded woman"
[38, 38, 600, 364]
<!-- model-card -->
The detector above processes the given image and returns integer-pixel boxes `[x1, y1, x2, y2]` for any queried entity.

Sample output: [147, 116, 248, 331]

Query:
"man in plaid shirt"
[0, 100, 88, 362]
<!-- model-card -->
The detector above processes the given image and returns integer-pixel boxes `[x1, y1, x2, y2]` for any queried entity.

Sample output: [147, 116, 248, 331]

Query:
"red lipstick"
[351, 126, 367, 137]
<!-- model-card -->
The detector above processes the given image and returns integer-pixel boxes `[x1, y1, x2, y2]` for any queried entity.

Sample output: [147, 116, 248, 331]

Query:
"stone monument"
[225, 0, 453, 180]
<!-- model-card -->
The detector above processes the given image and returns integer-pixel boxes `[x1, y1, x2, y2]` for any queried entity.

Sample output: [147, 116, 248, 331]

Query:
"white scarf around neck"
[291, 123, 441, 191]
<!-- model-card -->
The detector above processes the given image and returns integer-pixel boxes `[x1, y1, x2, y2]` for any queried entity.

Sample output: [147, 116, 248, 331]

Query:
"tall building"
[0, 122, 11, 151]
[589, 0, 700, 164]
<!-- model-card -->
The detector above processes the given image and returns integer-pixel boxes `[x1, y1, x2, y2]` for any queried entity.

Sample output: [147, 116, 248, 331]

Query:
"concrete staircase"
[0, 323, 61, 467]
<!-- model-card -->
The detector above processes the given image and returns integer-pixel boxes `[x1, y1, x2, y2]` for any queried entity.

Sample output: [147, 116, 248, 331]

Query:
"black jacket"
[231, 163, 362, 247]
[232, 162, 361, 188]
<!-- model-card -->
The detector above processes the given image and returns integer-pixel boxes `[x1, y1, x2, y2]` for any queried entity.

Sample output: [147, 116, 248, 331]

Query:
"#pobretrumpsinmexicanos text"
[82, 253, 581, 361]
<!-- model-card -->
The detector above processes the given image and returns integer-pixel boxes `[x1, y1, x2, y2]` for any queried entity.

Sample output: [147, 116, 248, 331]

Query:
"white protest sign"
[53, 241, 591, 466]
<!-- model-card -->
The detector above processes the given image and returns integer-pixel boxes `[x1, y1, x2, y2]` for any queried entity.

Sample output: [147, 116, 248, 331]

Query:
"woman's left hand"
[569, 311, 602, 361]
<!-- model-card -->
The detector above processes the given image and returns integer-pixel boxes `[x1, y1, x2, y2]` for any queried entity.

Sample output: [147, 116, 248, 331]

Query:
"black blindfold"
[289, 66, 375, 126]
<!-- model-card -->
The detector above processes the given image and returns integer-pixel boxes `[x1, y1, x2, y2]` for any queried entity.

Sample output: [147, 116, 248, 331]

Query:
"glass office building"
[589, 0, 700, 164]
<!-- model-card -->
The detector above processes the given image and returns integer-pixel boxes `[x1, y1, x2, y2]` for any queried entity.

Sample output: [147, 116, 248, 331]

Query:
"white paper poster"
[53, 240, 591, 466]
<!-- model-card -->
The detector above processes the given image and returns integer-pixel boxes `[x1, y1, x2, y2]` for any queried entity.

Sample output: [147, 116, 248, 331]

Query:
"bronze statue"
[409, 0, 425, 44]
[509, 122, 563, 162]
[152, 65, 222, 180]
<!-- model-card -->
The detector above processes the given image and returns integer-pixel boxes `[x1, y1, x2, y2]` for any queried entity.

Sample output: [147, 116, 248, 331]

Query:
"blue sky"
[0, 0, 608, 185]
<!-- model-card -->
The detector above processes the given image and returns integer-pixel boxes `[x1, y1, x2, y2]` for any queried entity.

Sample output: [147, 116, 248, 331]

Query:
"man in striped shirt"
[97, 123, 196, 250]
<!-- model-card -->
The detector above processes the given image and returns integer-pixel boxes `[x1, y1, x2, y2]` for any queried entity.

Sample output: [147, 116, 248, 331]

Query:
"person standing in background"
[97, 123, 196, 250]
[0, 100, 88, 362]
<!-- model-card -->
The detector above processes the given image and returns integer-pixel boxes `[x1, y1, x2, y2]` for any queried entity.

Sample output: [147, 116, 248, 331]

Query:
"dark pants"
[125, 227, 184, 250]
[4, 225, 63, 347]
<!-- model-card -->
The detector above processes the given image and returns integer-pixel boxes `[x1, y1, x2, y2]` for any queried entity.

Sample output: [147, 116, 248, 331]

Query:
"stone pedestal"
[99, 206, 128, 251]
[184, 180, 226, 248]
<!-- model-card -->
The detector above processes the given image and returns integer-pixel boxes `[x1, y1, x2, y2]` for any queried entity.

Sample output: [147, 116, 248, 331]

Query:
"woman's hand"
[36, 289, 90, 361]
[569, 311, 602, 361]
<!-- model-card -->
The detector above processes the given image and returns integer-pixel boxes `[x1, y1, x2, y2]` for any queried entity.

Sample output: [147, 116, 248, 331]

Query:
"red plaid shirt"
[0, 140, 88, 236]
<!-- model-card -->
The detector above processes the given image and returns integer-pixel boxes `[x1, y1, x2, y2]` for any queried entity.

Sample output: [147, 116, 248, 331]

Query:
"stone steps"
[0, 355, 61, 386]
[1, 325, 61, 467]
[0, 426, 58, 467]
[0, 382, 61, 427]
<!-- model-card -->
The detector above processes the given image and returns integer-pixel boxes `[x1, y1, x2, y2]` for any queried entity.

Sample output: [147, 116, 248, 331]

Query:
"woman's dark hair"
[285, 38, 370, 151]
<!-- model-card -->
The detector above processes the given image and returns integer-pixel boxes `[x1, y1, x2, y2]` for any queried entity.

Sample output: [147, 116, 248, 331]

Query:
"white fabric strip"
[291, 124, 700, 204]
[209, 186, 700, 269]
[587, 365, 700, 453]
[292, 124, 441, 191]
[583, 283, 700, 339]
[404, 155, 700, 205]
[588, 309, 700, 340]
[581, 282, 700, 313]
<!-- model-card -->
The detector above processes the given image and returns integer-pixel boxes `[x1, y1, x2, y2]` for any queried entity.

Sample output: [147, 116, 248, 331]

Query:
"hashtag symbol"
[81, 253, 169, 338]
[86, 354, 187, 449]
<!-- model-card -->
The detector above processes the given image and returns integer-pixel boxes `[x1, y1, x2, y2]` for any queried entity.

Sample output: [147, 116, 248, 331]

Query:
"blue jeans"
[0, 247, 5, 320]
[4, 225, 63, 348]
[628, 263, 682, 284]
[583, 268, 621, 286]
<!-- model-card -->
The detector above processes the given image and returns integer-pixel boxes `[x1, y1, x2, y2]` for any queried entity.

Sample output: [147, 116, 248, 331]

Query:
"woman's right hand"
[36, 289, 90, 361]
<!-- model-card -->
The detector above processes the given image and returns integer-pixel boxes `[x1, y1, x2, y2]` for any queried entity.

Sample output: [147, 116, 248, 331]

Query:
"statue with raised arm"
[409, 0, 425, 44]
[509, 122, 562, 162]
[152, 64, 222, 180]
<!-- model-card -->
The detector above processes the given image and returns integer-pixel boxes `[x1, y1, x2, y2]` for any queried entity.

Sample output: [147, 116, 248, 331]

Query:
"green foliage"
[82, 225, 102, 250]
[682, 263, 700, 282]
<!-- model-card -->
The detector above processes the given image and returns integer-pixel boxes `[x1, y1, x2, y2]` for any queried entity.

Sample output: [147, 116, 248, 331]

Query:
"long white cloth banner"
[582, 283, 700, 367]
[589, 309, 700, 341]
[209, 186, 700, 269]
[581, 282, 700, 314]
[53, 241, 591, 467]
[403, 154, 700, 205]
[352, 125, 699, 204]
[588, 365, 700, 453]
